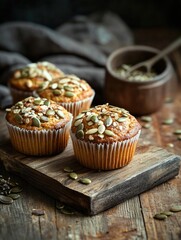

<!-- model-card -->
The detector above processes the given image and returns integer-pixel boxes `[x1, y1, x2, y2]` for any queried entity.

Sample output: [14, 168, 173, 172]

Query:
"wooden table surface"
[0, 29, 181, 240]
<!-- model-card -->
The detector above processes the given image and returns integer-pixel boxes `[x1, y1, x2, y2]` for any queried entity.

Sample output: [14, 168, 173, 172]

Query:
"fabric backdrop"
[0, 12, 133, 109]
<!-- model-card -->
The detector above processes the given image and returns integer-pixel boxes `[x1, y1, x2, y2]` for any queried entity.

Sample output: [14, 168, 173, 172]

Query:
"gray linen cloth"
[0, 12, 133, 109]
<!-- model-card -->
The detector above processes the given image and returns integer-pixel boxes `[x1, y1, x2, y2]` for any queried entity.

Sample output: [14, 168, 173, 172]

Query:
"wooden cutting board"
[0, 139, 180, 215]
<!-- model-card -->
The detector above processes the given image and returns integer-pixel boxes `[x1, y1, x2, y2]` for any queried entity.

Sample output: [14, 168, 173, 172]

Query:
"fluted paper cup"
[6, 119, 72, 156]
[70, 130, 141, 170]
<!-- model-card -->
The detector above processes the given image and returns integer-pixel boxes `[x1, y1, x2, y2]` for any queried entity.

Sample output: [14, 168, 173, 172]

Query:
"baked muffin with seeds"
[9, 61, 64, 104]
[6, 96, 72, 156]
[35, 74, 95, 117]
[71, 104, 141, 170]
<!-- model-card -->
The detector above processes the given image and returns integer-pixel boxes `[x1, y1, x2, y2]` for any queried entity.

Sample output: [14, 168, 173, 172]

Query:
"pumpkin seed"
[58, 84, 63, 89]
[56, 201, 64, 210]
[57, 110, 64, 118]
[98, 124, 105, 134]
[170, 205, 181, 212]
[46, 109, 55, 116]
[74, 119, 83, 126]
[8, 194, 20, 200]
[167, 143, 174, 148]
[44, 99, 50, 106]
[98, 134, 104, 138]
[160, 211, 173, 216]
[117, 117, 127, 123]
[38, 81, 49, 90]
[53, 89, 61, 96]
[34, 99, 43, 105]
[15, 114, 23, 124]
[59, 78, 70, 84]
[0, 195, 13, 204]
[173, 129, 181, 135]
[69, 172, 78, 180]
[91, 115, 98, 123]
[162, 118, 174, 125]
[104, 130, 115, 137]
[10, 186, 23, 194]
[60, 206, 75, 215]
[25, 80, 33, 88]
[154, 214, 167, 220]
[65, 91, 75, 98]
[40, 116, 49, 122]
[140, 116, 152, 122]
[32, 209, 45, 216]
[143, 123, 151, 129]
[76, 130, 84, 139]
[63, 167, 73, 173]
[75, 113, 84, 120]
[14, 71, 21, 78]
[50, 83, 58, 89]
[87, 121, 93, 126]
[32, 117, 41, 127]
[79, 178, 91, 185]
[105, 116, 112, 127]
[77, 123, 84, 132]
[64, 86, 74, 91]
[86, 128, 98, 135]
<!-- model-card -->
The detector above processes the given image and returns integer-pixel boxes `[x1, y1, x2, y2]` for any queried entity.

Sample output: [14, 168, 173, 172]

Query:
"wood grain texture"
[0, 139, 180, 215]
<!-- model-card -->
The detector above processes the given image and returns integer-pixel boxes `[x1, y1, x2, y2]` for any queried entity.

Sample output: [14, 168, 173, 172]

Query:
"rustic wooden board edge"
[91, 155, 181, 215]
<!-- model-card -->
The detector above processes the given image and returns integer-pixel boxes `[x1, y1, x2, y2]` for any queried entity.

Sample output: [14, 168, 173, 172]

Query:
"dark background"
[0, 0, 181, 29]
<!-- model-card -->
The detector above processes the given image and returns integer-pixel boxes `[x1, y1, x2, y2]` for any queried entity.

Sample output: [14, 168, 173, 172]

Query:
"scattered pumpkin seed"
[57, 110, 64, 118]
[15, 114, 23, 124]
[63, 167, 74, 173]
[76, 130, 84, 139]
[32, 117, 41, 127]
[162, 118, 174, 125]
[69, 172, 78, 180]
[104, 116, 112, 127]
[140, 116, 152, 122]
[32, 209, 45, 216]
[117, 117, 127, 123]
[65, 91, 75, 98]
[98, 124, 105, 134]
[40, 116, 49, 122]
[160, 211, 173, 216]
[7, 194, 20, 200]
[86, 128, 98, 135]
[104, 130, 115, 137]
[79, 178, 91, 185]
[46, 109, 55, 116]
[53, 89, 61, 96]
[170, 205, 181, 212]
[74, 119, 83, 127]
[60, 206, 75, 215]
[0, 195, 13, 204]
[154, 214, 167, 220]
[173, 129, 181, 135]
[10, 186, 23, 194]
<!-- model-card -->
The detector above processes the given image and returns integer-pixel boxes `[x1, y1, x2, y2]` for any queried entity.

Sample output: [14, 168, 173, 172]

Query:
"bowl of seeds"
[105, 45, 177, 115]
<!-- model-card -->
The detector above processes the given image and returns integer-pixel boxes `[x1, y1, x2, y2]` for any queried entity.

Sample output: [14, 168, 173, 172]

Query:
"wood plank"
[0, 139, 180, 215]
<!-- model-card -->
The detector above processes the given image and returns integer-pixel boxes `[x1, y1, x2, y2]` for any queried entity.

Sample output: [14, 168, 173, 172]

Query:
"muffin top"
[9, 61, 64, 92]
[71, 104, 141, 143]
[6, 96, 72, 130]
[36, 74, 94, 103]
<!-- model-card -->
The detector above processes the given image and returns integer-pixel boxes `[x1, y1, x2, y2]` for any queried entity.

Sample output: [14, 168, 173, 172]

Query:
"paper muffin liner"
[6, 118, 72, 156]
[9, 85, 34, 104]
[61, 92, 95, 117]
[70, 130, 141, 170]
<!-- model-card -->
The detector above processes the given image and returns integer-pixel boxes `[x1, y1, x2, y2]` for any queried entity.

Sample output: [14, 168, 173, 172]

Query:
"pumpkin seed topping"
[76, 130, 84, 139]
[50, 83, 58, 89]
[75, 113, 85, 120]
[34, 99, 43, 105]
[32, 117, 41, 127]
[65, 91, 75, 98]
[104, 116, 112, 127]
[74, 119, 83, 126]
[141, 116, 152, 122]
[173, 129, 181, 135]
[15, 114, 23, 124]
[44, 99, 50, 106]
[98, 124, 105, 134]
[46, 109, 55, 116]
[40, 116, 49, 122]
[53, 89, 61, 96]
[64, 86, 74, 91]
[87, 121, 94, 126]
[25, 80, 33, 88]
[162, 118, 174, 125]
[104, 130, 115, 137]
[117, 117, 127, 123]
[57, 110, 65, 118]
[91, 115, 98, 123]
[86, 128, 98, 135]
[77, 123, 84, 132]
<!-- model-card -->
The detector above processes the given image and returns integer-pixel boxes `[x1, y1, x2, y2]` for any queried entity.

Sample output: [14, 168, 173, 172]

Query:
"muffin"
[35, 74, 95, 117]
[71, 104, 141, 170]
[6, 96, 72, 156]
[9, 61, 64, 103]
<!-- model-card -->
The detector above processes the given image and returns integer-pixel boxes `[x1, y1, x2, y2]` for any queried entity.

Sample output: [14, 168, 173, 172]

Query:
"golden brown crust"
[9, 62, 64, 92]
[36, 75, 94, 103]
[71, 104, 141, 143]
[6, 96, 72, 130]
